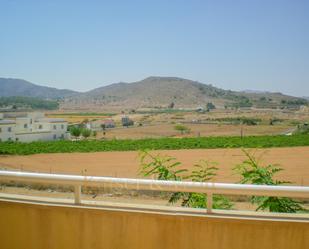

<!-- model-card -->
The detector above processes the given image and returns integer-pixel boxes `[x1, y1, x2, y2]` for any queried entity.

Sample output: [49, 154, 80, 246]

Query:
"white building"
[86, 119, 116, 131]
[0, 113, 69, 142]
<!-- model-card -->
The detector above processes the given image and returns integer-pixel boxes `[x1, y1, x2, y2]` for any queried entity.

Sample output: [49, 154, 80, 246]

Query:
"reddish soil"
[1, 147, 309, 185]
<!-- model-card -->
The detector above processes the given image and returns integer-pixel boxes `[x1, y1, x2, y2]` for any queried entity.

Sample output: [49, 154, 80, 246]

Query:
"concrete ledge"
[1, 192, 309, 222]
[0, 197, 309, 249]
[1, 198, 309, 249]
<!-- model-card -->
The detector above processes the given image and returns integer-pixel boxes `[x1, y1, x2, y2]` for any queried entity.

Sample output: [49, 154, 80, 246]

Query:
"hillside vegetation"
[63, 76, 308, 110]
[0, 78, 77, 99]
[0, 96, 59, 110]
[1, 135, 309, 155]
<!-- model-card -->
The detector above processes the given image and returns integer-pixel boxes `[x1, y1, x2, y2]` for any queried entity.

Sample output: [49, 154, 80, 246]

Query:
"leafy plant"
[234, 149, 306, 213]
[138, 150, 187, 180]
[206, 102, 216, 111]
[294, 123, 309, 135]
[81, 128, 92, 139]
[169, 160, 232, 209]
[174, 124, 191, 135]
[241, 118, 258, 126]
[139, 151, 232, 210]
[69, 126, 82, 138]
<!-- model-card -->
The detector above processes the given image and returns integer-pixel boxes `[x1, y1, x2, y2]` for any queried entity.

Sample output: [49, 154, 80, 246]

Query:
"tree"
[168, 102, 175, 109]
[69, 126, 81, 138]
[242, 118, 258, 126]
[101, 124, 106, 131]
[206, 102, 216, 111]
[234, 150, 306, 213]
[294, 123, 309, 135]
[78, 119, 89, 129]
[81, 128, 91, 139]
[174, 125, 190, 135]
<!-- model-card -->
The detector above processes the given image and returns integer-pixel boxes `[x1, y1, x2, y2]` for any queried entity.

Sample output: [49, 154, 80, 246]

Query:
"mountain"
[242, 90, 268, 94]
[0, 78, 78, 99]
[62, 76, 307, 110]
[1, 76, 306, 110]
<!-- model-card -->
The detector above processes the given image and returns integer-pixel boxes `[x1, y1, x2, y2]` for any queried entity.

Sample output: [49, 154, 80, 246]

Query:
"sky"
[0, 0, 308, 96]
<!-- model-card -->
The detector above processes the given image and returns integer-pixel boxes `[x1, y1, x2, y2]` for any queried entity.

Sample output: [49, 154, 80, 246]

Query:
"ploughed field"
[1, 147, 309, 185]
[98, 123, 292, 139]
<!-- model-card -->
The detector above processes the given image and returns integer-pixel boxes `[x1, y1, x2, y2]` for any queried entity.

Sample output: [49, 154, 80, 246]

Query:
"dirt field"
[99, 123, 292, 139]
[1, 147, 309, 185]
[48, 109, 308, 139]
[46, 114, 114, 123]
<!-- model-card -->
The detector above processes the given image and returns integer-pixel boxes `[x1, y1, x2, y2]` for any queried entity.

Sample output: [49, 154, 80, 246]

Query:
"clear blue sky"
[0, 0, 308, 96]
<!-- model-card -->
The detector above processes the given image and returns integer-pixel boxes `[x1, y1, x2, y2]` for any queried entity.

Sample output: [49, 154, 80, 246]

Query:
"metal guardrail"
[1, 170, 309, 213]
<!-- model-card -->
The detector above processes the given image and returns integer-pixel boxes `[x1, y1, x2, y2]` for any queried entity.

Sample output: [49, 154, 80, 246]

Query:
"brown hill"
[62, 76, 306, 110]
[0, 78, 78, 99]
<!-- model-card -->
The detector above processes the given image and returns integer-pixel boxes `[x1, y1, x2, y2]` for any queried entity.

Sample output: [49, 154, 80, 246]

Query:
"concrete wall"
[16, 131, 55, 142]
[15, 117, 31, 133]
[16, 131, 69, 142]
[0, 124, 16, 141]
[0, 200, 308, 249]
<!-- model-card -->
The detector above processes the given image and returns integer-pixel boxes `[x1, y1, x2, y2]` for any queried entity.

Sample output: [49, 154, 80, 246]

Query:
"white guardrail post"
[207, 192, 213, 213]
[74, 185, 81, 204]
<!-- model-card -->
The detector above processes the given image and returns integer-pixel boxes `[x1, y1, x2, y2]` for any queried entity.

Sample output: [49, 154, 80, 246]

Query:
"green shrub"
[174, 125, 191, 134]
[293, 123, 309, 135]
[81, 128, 92, 139]
[169, 160, 232, 209]
[138, 151, 232, 210]
[206, 102, 216, 111]
[69, 126, 82, 138]
[234, 150, 306, 213]
[204, 117, 261, 125]
[139, 150, 187, 181]
[241, 118, 258, 126]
